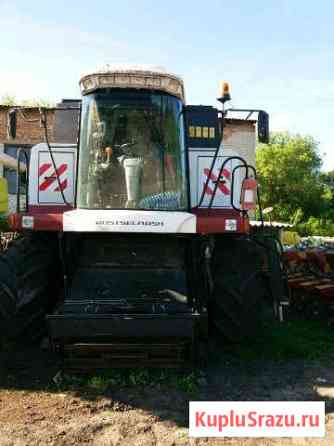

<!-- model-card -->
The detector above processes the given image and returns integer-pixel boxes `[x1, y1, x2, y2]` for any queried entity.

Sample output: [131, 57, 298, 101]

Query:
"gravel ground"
[1, 344, 334, 445]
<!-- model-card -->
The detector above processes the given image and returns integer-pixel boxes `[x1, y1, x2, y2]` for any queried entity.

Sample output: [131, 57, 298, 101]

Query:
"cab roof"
[79, 64, 185, 102]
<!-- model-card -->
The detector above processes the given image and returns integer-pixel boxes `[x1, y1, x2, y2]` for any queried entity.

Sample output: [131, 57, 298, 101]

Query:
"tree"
[256, 133, 329, 223]
[321, 170, 334, 206]
[0, 94, 16, 106]
[0, 94, 54, 107]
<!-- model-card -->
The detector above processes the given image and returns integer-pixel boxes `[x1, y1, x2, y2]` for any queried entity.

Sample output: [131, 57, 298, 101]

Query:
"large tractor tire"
[0, 232, 60, 344]
[210, 236, 273, 342]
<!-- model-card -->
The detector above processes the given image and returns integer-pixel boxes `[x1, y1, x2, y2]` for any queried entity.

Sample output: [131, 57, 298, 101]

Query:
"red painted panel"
[29, 205, 73, 214]
[9, 201, 72, 231]
[8, 213, 63, 232]
[39, 164, 67, 191]
[191, 208, 249, 234]
[38, 163, 52, 177]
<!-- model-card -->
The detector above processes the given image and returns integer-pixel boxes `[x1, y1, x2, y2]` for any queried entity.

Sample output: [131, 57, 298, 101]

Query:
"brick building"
[0, 101, 79, 211]
[0, 101, 79, 190]
[0, 106, 56, 147]
[0, 107, 54, 204]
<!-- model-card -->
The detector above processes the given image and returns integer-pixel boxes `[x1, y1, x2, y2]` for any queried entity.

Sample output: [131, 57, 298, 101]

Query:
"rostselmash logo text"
[96, 220, 164, 227]
[189, 402, 325, 437]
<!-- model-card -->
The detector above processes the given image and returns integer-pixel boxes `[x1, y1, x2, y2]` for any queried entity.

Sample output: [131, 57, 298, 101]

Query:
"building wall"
[0, 107, 56, 213]
[0, 107, 55, 146]
[223, 120, 256, 167]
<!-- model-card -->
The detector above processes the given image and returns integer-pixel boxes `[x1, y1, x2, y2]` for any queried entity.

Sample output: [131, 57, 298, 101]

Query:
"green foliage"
[1, 94, 17, 106]
[256, 132, 326, 222]
[295, 217, 334, 237]
[21, 98, 55, 107]
[58, 369, 199, 395]
[291, 208, 304, 226]
[174, 372, 198, 394]
[256, 132, 334, 235]
[0, 94, 54, 107]
[226, 320, 334, 361]
[87, 375, 110, 392]
[321, 170, 334, 209]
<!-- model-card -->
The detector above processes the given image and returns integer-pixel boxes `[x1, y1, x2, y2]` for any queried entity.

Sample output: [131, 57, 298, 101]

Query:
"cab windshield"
[77, 89, 188, 210]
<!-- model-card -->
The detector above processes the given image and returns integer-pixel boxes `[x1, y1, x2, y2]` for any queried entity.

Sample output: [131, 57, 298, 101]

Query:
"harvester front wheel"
[0, 232, 60, 343]
[210, 236, 270, 342]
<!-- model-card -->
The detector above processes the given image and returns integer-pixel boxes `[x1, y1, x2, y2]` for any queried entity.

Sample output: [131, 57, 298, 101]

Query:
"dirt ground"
[1, 342, 334, 446]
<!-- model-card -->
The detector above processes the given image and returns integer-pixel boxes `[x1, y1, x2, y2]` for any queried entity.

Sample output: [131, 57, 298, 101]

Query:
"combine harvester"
[0, 66, 285, 368]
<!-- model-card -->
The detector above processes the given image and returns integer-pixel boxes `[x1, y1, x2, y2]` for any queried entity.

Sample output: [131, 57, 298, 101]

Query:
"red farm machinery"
[0, 66, 285, 368]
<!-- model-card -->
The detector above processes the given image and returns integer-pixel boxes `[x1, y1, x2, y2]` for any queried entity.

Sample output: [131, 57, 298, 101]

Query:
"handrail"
[196, 154, 263, 224]
[206, 156, 248, 210]
[231, 164, 248, 213]
[16, 149, 29, 213]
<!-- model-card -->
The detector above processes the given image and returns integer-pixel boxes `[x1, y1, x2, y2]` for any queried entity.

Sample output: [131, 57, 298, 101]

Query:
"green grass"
[55, 321, 334, 395]
[57, 369, 199, 395]
[225, 320, 334, 362]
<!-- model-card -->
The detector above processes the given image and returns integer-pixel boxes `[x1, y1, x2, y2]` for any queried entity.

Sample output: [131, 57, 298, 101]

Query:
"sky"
[0, 0, 333, 170]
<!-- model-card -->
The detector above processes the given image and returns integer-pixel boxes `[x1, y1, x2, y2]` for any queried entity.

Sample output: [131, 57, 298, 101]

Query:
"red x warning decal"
[203, 167, 231, 196]
[38, 163, 68, 192]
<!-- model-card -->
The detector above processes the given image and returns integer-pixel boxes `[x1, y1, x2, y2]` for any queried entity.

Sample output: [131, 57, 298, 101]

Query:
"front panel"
[28, 144, 77, 207]
[189, 150, 243, 208]
[37, 151, 75, 204]
[185, 105, 244, 209]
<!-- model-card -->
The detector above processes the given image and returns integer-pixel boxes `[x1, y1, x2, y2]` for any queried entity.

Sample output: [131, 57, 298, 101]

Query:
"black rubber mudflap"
[210, 236, 271, 342]
[0, 233, 60, 343]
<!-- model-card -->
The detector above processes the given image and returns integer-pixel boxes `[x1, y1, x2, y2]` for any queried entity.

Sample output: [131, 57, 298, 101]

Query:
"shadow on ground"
[1, 320, 334, 430]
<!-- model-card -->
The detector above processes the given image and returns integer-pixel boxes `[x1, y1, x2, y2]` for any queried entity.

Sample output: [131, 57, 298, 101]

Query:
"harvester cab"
[1, 66, 279, 369]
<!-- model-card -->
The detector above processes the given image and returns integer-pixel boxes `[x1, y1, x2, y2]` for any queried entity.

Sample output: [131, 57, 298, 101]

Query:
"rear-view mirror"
[258, 110, 269, 143]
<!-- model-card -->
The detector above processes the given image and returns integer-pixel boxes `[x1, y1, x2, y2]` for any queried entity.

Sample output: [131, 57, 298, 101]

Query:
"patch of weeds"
[146, 369, 199, 395]
[223, 320, 334, 362]
[128, 369, 150, 386]
[87, 376, 110, 393]
[55, 368, 200, 396]
[173, 372, 198, 394]
[55, 373, 86, 391]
